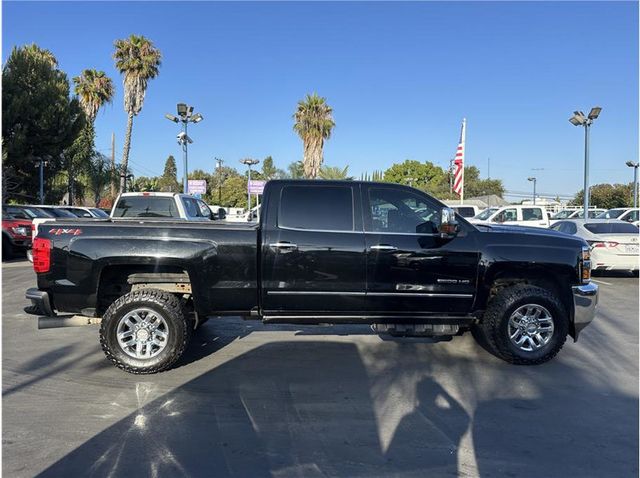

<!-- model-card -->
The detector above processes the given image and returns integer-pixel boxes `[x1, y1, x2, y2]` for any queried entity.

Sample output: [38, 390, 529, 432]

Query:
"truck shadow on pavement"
[35, 336, 638, 478]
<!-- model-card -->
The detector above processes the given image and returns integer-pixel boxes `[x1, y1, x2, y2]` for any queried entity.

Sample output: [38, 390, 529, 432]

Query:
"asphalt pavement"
[2, 259, 638, 477]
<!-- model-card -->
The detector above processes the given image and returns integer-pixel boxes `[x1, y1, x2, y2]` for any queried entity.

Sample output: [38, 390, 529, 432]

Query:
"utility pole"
[215, 157, 224, 204]
[488, 157, 491, 179]
[110, 132, 116, 199]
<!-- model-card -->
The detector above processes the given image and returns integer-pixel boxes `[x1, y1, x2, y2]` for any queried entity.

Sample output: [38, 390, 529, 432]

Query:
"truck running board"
[372, 323, 459, 337]
[38, 315, 102, 329]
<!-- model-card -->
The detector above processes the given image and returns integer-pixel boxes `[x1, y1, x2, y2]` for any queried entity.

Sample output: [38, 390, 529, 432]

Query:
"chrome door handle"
[270, 242, 298, 250]
[369, 244, 398, 251]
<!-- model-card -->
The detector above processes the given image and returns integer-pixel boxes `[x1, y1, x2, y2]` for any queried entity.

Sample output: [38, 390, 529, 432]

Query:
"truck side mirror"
[438, 207, 458, 238]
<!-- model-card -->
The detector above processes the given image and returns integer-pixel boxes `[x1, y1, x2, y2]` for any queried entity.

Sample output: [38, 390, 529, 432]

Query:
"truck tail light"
[33, 238, 51, 273]
[581, 246, 591, 282]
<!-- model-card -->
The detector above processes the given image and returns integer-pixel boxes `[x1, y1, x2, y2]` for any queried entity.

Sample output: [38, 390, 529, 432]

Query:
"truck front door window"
[367, 188, 439, 234]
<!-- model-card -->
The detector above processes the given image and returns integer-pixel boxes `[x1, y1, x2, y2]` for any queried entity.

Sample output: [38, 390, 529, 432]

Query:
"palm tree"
[293, 93, 335, 178]
[73, 69, 114, 123]
[319, 165, 352, 180]
[85, 154, 114, 206]
[68, 69, 114, 205]
[113, 34, 162, 193]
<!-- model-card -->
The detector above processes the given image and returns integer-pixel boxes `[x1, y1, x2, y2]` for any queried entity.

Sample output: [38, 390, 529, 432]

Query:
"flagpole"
[460, 118, 466, 204]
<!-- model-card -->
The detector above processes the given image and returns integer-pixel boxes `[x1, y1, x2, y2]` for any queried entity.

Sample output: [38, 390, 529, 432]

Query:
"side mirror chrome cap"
[439, 207, 459, 238]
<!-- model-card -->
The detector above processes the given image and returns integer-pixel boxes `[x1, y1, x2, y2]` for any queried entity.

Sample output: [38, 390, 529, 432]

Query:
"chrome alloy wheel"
[116, 308, 169, 359]
[508, 304, 554, 352]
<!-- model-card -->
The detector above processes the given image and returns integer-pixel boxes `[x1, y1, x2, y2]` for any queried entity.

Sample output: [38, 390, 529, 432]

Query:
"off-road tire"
[100, 289, 191, 374]
[478, 284, 568, 365]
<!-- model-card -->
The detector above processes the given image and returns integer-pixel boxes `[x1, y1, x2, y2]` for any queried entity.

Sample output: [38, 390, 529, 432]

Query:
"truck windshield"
[552, 210, 573, 219]
[113, 196, 179, 218]
[474, 208, 498, 220]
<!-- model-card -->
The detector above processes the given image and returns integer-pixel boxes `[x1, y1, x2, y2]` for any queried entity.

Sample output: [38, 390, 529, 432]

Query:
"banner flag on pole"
[453, 118, 466, 202]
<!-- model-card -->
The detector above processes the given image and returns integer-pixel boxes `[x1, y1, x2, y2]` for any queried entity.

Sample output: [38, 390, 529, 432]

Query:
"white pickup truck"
[469, 205, 550, 228]
[110, 192, 215, 220]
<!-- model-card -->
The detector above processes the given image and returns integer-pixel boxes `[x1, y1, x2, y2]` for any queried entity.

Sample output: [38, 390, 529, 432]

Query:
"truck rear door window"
[522, 208, 543, 221]
[113, 197, 178, 218]
[279, 186, 354, 231]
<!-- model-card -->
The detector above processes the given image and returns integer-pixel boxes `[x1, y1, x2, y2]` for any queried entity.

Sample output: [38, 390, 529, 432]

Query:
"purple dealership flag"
[248, 180, 266, 194]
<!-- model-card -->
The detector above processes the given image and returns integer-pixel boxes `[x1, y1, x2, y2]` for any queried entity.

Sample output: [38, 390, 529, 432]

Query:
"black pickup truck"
[25, 180, 598, 373]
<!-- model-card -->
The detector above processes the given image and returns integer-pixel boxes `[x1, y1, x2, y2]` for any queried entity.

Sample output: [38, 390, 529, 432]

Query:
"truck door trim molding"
[266, 291, 472, 298]
[367, 292, 473, 298]
[267, 291, 366, 296]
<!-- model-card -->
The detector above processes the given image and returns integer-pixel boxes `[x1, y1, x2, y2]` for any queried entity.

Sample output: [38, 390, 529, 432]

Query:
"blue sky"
[3, 1, 638, 200]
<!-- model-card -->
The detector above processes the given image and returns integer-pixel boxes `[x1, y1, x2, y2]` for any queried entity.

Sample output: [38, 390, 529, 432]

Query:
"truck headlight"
[581, 245, 591, 283]
[11, 226, 28, 237]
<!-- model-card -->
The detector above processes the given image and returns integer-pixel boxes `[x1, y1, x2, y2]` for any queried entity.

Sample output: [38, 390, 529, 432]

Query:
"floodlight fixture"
[588, 107, 602, 120]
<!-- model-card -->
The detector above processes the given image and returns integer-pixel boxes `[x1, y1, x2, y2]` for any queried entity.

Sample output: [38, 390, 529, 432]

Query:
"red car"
[2, 215, 32, 259]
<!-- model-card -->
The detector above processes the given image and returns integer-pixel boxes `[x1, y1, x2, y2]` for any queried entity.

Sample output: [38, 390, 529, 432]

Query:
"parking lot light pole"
[215, 157, 224, 204]
[240, 159, 260, 211]
[569, 107, 601, 217]
[626, 161, 639, 208]
[527, 177, 537, 205]
[165, 103, 204, 194]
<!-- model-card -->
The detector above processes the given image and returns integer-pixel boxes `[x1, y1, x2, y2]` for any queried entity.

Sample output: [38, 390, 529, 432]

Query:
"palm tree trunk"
[119, 112, 134, 193]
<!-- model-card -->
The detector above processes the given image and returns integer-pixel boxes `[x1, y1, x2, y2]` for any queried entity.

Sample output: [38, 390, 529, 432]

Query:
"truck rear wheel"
[477, 284, 568, 365]
[100, 289, 192, 374]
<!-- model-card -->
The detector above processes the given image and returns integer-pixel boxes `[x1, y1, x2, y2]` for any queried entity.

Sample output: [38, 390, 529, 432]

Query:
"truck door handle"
[270, 242, 298, 251]
[369, 244, 398, 251]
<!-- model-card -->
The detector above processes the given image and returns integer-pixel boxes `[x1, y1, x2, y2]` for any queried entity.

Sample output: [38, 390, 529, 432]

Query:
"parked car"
[596, 208, 639, 224]
[26, 180, 597, 374]
[2, 214, 32, 259]
[110, 192, 214, 221]
[25, 205, 78, 219]
[469, 205, 550, 228]
[2, 205, 55, 220]
[550, 219, 639, 272]
[61, 206, 110, 218]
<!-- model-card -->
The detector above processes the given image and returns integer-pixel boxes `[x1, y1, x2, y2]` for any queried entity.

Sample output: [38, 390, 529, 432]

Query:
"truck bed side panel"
[38, 222, 259, 315]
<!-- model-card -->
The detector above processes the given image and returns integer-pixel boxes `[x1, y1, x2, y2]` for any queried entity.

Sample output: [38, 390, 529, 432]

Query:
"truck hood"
[475, 223, 584, 241]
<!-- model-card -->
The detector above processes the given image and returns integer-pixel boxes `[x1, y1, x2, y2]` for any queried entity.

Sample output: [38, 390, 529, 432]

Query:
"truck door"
[362, 184, 478, 315]
[261, 183, 366, 315]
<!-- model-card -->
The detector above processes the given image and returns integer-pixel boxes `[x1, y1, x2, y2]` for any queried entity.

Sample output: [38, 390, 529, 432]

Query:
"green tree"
[462, 166, 505, 198]
[130, 176, 159, 192]
[293, 93, 335, 178]
[286, 161, 305, 179]
[68, 69, 114, 205]
[570, 183, 633, 209]
[2, 44, 83, 203]
[113, 34, 162, 193]
[383, 160, 449, 197]
[261, 156, 277, 179]
[85, 153, 115, 206]
[158, 155, 180, 192]
[319, 165, 352, 180]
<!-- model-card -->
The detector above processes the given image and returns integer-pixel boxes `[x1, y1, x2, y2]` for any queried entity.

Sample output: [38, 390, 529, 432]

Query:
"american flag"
[453, 118, 466, 199]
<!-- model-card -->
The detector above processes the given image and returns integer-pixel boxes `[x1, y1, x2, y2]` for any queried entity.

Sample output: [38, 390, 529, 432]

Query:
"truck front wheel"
[100, 289, 192, 374]
[476, 285, 568, 365]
